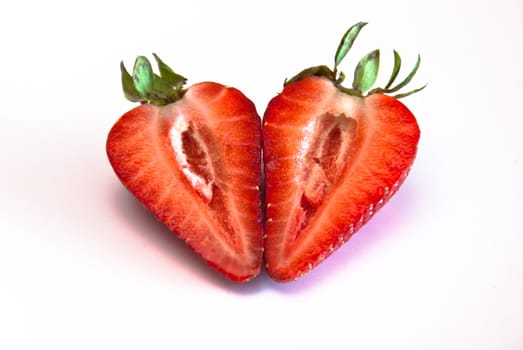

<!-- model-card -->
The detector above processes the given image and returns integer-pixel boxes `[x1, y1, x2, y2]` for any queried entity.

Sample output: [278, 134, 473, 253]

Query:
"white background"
[1, 0, 522, 349]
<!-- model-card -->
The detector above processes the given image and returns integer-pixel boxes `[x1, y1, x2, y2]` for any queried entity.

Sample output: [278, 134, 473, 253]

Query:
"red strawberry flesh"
[263, 76, 420, 282]
[107, 82, 262, 281]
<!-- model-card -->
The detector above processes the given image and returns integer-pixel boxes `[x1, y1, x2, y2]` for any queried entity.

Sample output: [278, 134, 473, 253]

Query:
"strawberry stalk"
[121, 54, 187, 106]
[286, 22, 426, 99]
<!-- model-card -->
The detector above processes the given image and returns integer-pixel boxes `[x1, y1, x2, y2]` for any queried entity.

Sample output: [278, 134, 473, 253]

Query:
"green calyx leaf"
[120, 54, 187, 106]
[368, 52, 426, 98]
[285, 65, 336, 86]
[352, 49, 380, 94]
[133, 56, 154, 99]
[385, 53, 421, 93]
[385, 50, 401, 89]
[153, 53, 187, 90]
[121, 62, 142, 102]
[392, 83, 427, 98]
[334, 22, 367, 72]
[283, 21, 426, 99]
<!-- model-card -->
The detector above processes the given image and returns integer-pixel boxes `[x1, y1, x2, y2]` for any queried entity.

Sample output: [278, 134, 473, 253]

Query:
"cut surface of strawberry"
[107, 56, 262, 282]
[263, 22, 424, 282]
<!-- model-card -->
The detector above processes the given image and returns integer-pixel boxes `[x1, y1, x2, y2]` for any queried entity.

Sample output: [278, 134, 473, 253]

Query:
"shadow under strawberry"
[113, 185, 267, 294]
[265, 180, 420, 293]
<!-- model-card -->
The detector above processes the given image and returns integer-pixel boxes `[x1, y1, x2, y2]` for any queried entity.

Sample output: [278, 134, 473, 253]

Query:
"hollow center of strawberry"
[170, 118, 216, 202]
[168, 114, 240, 247]
[295, 113, 357, 238]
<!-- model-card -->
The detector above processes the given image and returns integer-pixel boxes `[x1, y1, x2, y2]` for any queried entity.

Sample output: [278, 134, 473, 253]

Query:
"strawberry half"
[263, 22, 425, 282]
[107, 54, 262, 282]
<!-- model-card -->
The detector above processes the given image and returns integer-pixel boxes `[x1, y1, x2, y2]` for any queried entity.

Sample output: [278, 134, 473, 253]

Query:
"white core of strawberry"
[302, 113, 356, 200]
[290, 112, 357, 240]
[170, 116, 214, 202]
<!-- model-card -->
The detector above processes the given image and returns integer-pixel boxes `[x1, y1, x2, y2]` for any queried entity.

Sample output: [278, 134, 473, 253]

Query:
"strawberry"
[262, 22, 425, 282]
[107, 54, 262, 282]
